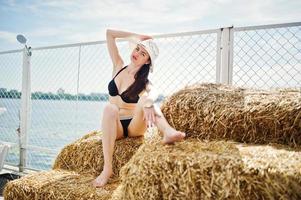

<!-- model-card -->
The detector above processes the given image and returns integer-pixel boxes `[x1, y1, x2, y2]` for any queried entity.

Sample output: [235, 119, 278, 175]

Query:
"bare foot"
[92, 168, 113, 187]
[162, 127, 186, 144]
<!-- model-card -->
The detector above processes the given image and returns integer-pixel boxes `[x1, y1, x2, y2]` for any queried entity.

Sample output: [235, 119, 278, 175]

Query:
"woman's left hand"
[143, 106, 156, 127]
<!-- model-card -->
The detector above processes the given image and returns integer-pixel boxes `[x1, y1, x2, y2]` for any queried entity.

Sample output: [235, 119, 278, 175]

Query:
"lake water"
[0, 98, 106, 170]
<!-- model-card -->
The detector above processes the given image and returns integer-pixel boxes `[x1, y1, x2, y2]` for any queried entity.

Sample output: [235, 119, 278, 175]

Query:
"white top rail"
[153, 28, 220, 38]
[0, 49, 23, 55]
[32, 28, 221, 51]
[33, 40, 106, 51]
[0, 21, 300, 54]
[0, 28, 221, 53]
[234, 21, 301, 32]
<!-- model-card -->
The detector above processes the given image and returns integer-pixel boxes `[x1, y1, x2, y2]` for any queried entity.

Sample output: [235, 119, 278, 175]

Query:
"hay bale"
[4, 131, 148, 200]
[3, 169, 119, 200]
[111, 140, 244, 200]
[53, 130, 144, 176]
[111, 140, 301, 200]
[238, 143, 301, 200]
[161, 83, 301, 147]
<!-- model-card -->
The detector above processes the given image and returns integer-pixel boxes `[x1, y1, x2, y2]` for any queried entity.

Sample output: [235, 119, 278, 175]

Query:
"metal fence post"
[19, 47, 32, 172]
[216, 29, 222, 83]
[75, 45, 81, 136]
[217, 27, 234, 85]
[228, 27, 234, 85]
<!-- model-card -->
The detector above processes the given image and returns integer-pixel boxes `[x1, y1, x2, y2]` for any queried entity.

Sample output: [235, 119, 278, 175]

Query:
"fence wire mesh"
[0, 22, 300, 171]
[0, 51, 22, 167]
[152, 33, 217, 95]
[233, 25, 301, 89]
[26, 31, 218, 170]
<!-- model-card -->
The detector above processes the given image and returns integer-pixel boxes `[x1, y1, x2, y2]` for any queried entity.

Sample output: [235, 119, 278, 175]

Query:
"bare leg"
[153, 105, 185, 144]
[128, 97, 185, 143]
[92, 104, 123, 187]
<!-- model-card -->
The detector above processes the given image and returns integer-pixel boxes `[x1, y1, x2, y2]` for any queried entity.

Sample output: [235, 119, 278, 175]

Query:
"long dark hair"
[123, 63, 150, 100]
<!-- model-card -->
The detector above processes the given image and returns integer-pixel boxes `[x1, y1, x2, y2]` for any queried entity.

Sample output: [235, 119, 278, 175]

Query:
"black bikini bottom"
[120, 118, 132, 137]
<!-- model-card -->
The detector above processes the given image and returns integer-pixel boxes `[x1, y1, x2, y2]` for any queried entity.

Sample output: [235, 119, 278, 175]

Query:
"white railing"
[0, 22, 300, 172]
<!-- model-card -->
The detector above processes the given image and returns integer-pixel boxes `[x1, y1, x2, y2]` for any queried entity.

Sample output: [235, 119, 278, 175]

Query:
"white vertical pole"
[76, 45, 81, 135]
[19, 47, 31, 172]
[218, 27, 234, 85]
[220, 27, 230, 84]
[216, 29, 222, 83]
[228, 28, 234, 85]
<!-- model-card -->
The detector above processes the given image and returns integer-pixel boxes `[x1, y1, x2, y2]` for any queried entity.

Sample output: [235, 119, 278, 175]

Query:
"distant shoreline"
[0, 88, 165, 102]
[0, 87, 109, 101]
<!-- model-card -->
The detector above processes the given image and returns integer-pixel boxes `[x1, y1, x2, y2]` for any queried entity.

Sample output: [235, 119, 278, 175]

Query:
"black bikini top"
[108, 66, 140, 103]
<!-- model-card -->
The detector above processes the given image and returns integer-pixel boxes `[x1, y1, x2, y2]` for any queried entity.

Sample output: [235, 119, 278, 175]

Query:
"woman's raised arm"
[106, 29, 152, 73]
[106, 29, 137, 72]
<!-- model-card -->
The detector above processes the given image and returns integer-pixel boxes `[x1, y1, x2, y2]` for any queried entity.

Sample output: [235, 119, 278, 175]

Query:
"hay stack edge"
[3, 169, 119, 200]
[112, 140, 301, 200]
[53, 130, 144, 176]
[161, 83, 301, 147]
[4, 83, 301, 199]
[4, 131, 144, 200]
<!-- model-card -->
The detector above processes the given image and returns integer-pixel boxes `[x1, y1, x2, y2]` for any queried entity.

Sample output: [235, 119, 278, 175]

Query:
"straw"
[161, 83, 301, 147]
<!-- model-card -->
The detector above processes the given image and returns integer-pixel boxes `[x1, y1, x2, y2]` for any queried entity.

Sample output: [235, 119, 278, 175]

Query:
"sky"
[0, 0, 300, 95]
[1, 0, 301, 51]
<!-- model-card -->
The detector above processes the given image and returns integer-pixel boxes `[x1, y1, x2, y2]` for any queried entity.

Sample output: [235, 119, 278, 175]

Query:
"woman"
[92, 29, 186, 187]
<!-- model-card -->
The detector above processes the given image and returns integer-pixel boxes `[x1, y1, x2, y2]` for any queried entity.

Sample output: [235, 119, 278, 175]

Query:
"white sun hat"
[128, 37, 159, 73]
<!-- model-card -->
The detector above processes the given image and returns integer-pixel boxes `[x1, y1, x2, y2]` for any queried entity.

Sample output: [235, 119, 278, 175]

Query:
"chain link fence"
[0, 50, 22, 167]
[0, 22, 300, 171]
[152, 31, 218, 95]
[233, 23, 301, 89]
